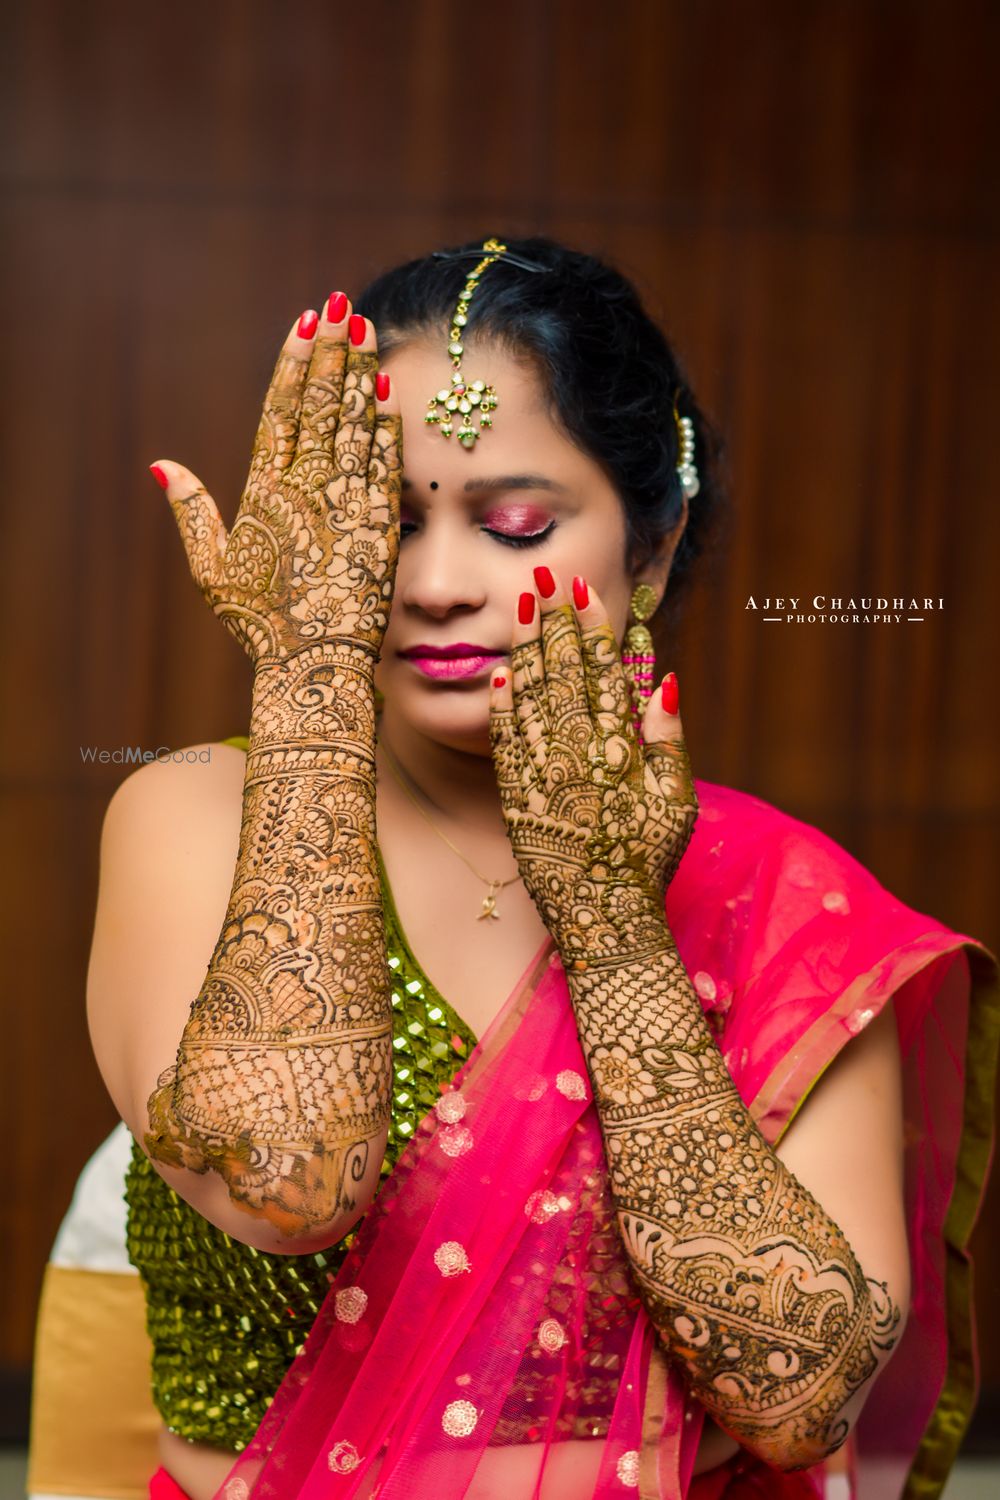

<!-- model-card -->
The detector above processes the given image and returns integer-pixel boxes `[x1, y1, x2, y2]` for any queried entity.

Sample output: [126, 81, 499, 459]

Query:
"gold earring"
[622, 582, 658, 743]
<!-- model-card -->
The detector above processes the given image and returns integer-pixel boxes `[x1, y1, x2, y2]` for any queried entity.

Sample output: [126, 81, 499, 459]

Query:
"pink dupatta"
[214, 780, 998, 1500]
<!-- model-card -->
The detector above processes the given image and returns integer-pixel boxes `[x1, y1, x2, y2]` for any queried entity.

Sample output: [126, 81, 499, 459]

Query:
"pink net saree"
[212, 779, 998, 1500]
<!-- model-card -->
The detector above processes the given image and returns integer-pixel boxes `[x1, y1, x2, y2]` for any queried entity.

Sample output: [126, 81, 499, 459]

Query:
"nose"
[397, 524, 487, 618]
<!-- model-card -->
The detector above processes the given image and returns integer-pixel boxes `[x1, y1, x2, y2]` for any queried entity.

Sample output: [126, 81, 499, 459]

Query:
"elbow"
[257, 1194, 377, 1256]
[739, 1411, 853, 1475]
[143, 1115, 390, 1254]
[227, 1167, 381, 1254]
[725, 1281, 910, 1474]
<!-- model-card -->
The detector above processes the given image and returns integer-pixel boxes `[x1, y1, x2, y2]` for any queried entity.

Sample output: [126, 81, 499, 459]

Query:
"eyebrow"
[400, 473, 569, 495]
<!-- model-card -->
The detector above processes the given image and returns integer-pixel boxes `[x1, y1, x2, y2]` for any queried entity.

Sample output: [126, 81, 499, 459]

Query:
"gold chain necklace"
[377, 732, 522, 922]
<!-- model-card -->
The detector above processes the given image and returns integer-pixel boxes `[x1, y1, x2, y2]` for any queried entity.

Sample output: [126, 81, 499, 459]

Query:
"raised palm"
[152, 304, 401, 667]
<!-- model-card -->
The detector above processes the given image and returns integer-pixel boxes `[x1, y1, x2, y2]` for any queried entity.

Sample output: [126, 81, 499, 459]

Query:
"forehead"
[383, 336, 545, 417]
[383, 337, 588, 488]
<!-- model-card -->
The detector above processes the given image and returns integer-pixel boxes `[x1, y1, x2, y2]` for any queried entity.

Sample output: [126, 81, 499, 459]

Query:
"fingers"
[290, 290, 352, 497]
[367, 370, 403, 535]
[509, 588, 549, 778]
[529, 565, 595, 759]
[249, 310, 320, 486]
[642, 671, 698, 807]
[642, 671, 682, 742]
[149, 459, 228, 597]
[568, 574, 635, 749]
[249, 298, 384, 521]
[332, 312, 380, 490]
[487, 662, 526, 809]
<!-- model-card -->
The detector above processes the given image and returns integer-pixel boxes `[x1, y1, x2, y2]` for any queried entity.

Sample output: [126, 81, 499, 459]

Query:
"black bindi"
[429, 480, 439, 490]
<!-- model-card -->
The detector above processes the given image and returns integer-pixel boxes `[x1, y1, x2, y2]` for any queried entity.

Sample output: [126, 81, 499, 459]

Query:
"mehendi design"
[568, 937, 902, 1468]
[490, 582, 903, 1468]
[492, 603, 697, 967]
[168, 339, 399, 665]
[147, 317, 403, 1238]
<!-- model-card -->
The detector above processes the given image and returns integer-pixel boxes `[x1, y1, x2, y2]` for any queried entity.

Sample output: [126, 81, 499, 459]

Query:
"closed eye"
[482, 521, 557, 549]
[398, 521, 557, 549]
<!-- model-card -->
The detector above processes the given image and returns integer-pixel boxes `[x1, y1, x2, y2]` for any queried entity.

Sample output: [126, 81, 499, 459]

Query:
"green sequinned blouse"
[123, 734, 479, 1452]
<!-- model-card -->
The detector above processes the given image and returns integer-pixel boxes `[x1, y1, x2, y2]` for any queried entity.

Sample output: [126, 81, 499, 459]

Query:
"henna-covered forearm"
[487, 570, 902, 1467]
[146, 296, 402, 1239]
[564, 930, 902, 1470]
[497, 780, 902, 1468]
[144, 642, 393, 1239]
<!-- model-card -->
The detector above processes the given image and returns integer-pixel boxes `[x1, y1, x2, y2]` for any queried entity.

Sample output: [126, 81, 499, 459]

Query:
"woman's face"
[375, 336, 676, 757]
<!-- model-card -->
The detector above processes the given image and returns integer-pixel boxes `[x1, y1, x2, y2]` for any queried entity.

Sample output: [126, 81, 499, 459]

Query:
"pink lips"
[399, 643, 503, 681]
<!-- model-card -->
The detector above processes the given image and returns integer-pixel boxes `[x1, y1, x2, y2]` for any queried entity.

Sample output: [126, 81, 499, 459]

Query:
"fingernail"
[572, 575, 589, 610]
[662, 672, 679, 714]
[375, 371, 390, 401]
[349, 314, 366, 346]
[492, 673, 507, 688]
[327, 291, 348, 323]
[297, 309, 319, 339]
[518, 591, 536, 625]
[533, 565, 555, 598]
[149, 464, 169, 490]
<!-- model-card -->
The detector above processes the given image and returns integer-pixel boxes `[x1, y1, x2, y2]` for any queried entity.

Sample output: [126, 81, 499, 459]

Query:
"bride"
[32, 236, 995, 1500]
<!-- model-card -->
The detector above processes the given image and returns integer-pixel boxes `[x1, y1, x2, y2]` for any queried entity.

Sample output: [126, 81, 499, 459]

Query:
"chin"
[379, 674, 494, 753]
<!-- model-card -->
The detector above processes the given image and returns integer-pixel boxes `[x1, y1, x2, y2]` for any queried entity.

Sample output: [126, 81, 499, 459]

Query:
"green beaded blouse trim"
[124, 733, 479, 1452]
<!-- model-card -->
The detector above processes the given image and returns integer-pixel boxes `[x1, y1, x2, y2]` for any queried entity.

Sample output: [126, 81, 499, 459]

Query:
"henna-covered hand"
[490, 568, 904, 1468]
[152, 307, 400, 666]
[145, 301, 402, 1239]
[487, 567, 696, 966]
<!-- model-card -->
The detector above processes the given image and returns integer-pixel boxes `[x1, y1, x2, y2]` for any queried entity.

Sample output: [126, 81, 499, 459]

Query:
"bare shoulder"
[101, 740, 246, 840]
[96, 739, 247, 917]
[88, 742, 247, 1132]
[775, 998, 906, 1227]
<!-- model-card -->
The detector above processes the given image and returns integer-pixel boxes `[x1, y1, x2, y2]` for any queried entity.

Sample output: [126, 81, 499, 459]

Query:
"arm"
[91, 296, 401, 1247]
[487, 572, 907, 1473]
[142, 641, 394, 1243]
[563, 928, 907, 1472]
[88, 730, 390, 1254]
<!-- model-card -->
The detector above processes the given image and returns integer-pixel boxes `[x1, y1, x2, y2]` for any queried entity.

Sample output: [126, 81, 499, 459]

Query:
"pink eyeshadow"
[482, 505, 552, 533]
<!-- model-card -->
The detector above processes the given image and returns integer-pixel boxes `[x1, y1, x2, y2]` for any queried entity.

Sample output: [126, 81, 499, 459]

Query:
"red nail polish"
[661, 672, 679, 715]
[533, 565, 555, 598]
[149, 464, 169, 490]
[349, 314, 366, 346]
[375, 371, 390, 401]
[572, 575, 589, 610]
[492, 674, 506, 688]
[518, 592, 536, 625]
[297, 309, 319, 339]
[327, 291, 348, 323]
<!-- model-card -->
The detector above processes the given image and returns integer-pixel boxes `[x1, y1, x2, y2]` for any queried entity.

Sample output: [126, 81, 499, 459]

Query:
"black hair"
[354, 234, 728, 624]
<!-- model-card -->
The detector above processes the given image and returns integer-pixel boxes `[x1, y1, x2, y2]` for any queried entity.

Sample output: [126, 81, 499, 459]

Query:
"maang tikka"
[424, 237, 551, 447]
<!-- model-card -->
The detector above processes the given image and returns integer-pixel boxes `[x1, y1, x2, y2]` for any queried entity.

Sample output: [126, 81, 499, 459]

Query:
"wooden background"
[2, 0, 998, 1441]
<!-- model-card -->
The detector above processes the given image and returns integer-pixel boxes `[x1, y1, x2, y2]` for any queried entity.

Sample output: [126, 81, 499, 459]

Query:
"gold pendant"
[477, 883, 502, 920]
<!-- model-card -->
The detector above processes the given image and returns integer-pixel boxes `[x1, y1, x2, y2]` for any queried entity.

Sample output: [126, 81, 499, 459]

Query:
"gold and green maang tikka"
[424, 237, 509, 448]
